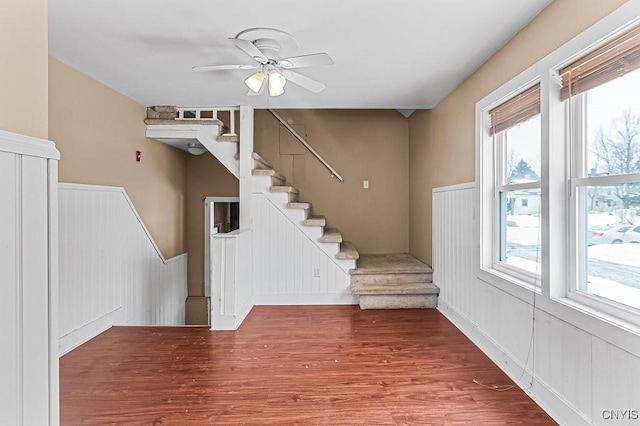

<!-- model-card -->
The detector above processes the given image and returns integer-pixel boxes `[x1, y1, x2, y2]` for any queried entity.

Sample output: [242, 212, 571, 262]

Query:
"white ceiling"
[48, 0, 552, 110]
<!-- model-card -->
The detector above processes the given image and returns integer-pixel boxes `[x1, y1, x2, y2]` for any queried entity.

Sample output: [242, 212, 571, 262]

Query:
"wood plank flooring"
[60, 306, 555, 425]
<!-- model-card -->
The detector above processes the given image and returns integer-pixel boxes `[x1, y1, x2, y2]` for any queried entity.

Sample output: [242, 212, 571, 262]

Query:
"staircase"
[350, 254, 439, 309]
[251, 152, 439, 309]
[143, 106, 439, 311]
[251, 152, 360, 272]
[145, 106, 240, 178]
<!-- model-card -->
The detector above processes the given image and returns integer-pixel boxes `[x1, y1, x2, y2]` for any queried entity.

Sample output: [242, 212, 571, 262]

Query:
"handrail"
[268, 109, 344, 182]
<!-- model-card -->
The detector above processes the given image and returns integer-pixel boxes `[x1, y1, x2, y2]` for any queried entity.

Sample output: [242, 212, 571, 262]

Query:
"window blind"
[560, 24, 640, 101]
[489, 84, 540, 135]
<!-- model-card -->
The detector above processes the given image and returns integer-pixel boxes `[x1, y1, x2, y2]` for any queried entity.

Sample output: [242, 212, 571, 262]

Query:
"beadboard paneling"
[251, 193, 355, 305]
[58, 184, 187, 355]
[433, 183, 640, 425]
[0, 129, 60, 426]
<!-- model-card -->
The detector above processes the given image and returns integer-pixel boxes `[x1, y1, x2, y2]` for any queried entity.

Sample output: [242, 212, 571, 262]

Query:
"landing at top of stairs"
[351, 253, 433, 276]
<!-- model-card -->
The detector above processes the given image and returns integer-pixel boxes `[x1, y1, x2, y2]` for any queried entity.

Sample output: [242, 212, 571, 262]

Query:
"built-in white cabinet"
[0, 130, 59, 425]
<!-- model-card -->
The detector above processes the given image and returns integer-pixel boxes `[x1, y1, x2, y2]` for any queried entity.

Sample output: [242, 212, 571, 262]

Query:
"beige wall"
[255, 109, 409, 254]
[408, 0, 628, 265]
[185, 153, 238, 324]
[49, 57, 188, 258]
[0, 0, 48, 139]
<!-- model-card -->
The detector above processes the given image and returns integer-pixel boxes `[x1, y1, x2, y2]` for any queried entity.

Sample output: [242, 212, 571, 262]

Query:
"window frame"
[476, 2, 640, 356]
[479, 80, 543, 293]
[566, 93, 640, 325]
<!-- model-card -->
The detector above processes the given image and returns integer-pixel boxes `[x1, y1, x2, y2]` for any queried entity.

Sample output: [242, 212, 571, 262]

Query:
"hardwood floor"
[60, 306, 555, 425]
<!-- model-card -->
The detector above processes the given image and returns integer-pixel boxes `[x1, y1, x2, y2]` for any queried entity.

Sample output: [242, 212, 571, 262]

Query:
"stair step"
[217, 133, 239, 143]
[349, 254, 438, 310]
[352, 273, 432, 286]
[336, 241, 359, 260]
[287, 202, 311, 210]
[303, 216, 326, 227]
[350, 254, 433, 275]
[320, 228, 342, 243]
[351, 281, 439, 295]
[150, 105, 178, 113]
[252, 152, 273, 169]
[270, 186, 299, 194]
[252, 168, 286, 183]
[144, 118, 223, 126]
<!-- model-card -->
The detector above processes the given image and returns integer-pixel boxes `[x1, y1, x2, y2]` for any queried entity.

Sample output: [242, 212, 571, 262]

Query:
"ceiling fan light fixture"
[245, 72, 265, 93]
[268, 70, 286, 97]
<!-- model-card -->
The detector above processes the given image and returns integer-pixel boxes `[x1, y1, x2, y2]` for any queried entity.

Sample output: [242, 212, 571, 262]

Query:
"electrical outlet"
[313, 268, 320, 277]
[363, 180, 369, 189]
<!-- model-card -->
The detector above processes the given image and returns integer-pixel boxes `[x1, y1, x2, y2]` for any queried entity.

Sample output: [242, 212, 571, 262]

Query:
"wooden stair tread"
[336, 241, 359, 260]
[270, 186, 299, 194]
[144, 118, 223, 126]
[252, 152, 273, 169]
[303, 216, 326, 227]
[217, 133, 239, 143]
[319, 228, 342, 243]
[351, 254, 432, 275]
[287, 202, 311, 210]
[252, 169, 286, 182]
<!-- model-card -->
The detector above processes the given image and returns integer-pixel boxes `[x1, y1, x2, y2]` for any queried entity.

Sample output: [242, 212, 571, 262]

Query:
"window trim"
[566, 93, 640, 323]
[476, 0, 640, 358]
[478, 78, 542, 292]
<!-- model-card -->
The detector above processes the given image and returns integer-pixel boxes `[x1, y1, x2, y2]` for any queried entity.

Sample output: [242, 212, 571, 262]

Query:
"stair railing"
[268, 109, 344, 182]
[177, 107, 239, 135]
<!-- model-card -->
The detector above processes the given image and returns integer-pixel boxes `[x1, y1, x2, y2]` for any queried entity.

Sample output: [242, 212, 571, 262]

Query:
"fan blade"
[279, 53, 334, 69]
[192, 64, 258, 72]
[230, 38, 268, 64]
[284, 71, 326, 93]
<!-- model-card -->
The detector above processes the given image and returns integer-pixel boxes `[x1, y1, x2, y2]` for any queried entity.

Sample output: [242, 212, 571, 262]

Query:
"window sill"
[477, 266, 540, 304]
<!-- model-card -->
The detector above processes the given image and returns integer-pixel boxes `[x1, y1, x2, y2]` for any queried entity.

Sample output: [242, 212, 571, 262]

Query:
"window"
[478, 7, 640, 349]
[488, 84, 542, 284]
[563, 24, 640, 316]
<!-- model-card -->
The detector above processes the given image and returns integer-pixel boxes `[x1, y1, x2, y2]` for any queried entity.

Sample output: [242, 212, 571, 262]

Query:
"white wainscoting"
[433, 183, 640, 425]
[251, 193, 356, 305]
[58, 184, 187, 355]
[210, 230, 253, 330]
[0, 130, 60, 426]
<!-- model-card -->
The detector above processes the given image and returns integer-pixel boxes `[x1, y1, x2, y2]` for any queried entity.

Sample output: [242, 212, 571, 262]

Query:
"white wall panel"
[251, 193, 355, 305]
[58, 184, 187, 355]
[433, 183, 640, 425]
[0, 130, 60, 426]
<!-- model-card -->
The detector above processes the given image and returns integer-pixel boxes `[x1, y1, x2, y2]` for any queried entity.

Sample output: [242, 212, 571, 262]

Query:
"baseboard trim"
[58, 308, 122, 356]
[437, 299, 590, 426]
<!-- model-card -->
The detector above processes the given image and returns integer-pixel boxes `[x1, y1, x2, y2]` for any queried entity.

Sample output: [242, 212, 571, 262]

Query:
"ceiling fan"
[192, 28, 334, 97]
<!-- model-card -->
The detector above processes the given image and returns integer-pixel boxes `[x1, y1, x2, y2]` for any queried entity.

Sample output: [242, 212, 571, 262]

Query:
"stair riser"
[269, 191, 298, 203]
[352, 273, 433, 286]
[319, 235, 342, 244]
[286, 208, 311, 222]
[358, 294, 438, 309]
[336, 259, 357, 271]
[252, 175, 275, 193]
[320, 242, 340, 253]
[271, 176, 286, 186]
[304, 226, 324, 240]
[351, 284, 439, 295]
